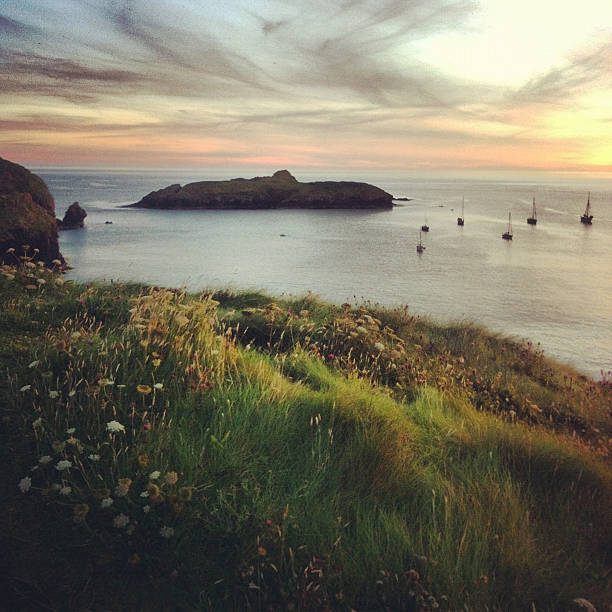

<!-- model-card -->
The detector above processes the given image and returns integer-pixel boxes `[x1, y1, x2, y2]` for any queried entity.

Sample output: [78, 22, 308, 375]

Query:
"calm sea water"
[38, 169, 612, 379]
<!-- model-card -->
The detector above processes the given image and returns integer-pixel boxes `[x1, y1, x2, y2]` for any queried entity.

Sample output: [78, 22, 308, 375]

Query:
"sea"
[36, 168, 612, 380]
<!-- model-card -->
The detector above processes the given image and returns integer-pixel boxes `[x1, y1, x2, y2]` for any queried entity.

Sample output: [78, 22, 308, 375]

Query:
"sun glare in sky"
[0, 0, 610, 175]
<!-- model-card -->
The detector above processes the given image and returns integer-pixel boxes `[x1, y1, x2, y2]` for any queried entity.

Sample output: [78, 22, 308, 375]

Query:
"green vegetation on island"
[1, 260, 611, 611]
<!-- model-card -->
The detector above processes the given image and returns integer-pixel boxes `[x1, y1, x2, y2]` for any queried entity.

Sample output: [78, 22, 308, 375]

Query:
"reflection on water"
[41, 170, 612, 378]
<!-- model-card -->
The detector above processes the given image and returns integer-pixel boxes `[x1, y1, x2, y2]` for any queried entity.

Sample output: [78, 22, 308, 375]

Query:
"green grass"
[1, 264, 611, 610]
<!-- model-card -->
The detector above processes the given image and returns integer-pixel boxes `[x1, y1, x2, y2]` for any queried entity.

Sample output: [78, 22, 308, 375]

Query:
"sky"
[1, 0, 611, 175]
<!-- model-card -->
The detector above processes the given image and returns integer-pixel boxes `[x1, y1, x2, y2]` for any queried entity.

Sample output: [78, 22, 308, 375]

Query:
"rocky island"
[128, 170, 393, 210]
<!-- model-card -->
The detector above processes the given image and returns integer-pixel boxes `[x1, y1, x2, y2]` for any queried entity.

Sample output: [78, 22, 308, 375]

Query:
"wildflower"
[115, 478, 132, 497]
[137, 453, 149, 467]
[66, 427, 75, 434]
[73, 503, 89, 523]
[25, 261, 36, 269]
[6, 247, 15, 253]
[152, 359, 161, 367]
[143, 505, 151, 513]
[258, 546, 267, 556]
[55, 460, 72, 471]
[28, 360, 40, 368]
[100, 497, 114, 508]
[140, 491, 149, 498]
[88, 453, 100, 461]
[55, 278, 64, 286]
[374, 342, 385, 352]
[49, 390, 59, 399]
[165, 471, 178, 486]
[137, 384, 152, 395]
[106, 420, 125, 433]
[154, 383, 163, 390]
[36, 278, 46, 285]
[113, 513, 130, 528]
[98, 378, 114, 387]
[329, 353, 335, 360]
[71, 331, 81, 339]
[160, 526, 174, 539]
[39, 455, 52, 464]
[147, 483, 160, 496]
[18, 476, 32, 493]
[178, 486, 193, 502]
[149, 470, 160, 480]
[68, 390, 76, 397]
[19, 385, 31, 392]
[60, 486, 72, 496]
[32, 417, 42, 428]
[143, 422, 151, 431]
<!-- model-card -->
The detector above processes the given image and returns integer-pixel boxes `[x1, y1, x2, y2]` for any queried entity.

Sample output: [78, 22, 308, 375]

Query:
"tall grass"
[1, 265, 611, 610]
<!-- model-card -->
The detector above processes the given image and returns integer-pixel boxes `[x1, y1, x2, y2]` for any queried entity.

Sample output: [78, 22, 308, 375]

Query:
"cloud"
[510, 36, 612, 104]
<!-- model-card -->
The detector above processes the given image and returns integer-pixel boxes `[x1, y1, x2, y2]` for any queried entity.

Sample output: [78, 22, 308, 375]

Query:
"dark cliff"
[0, 157, 63, 264]
[129, 170, 393, 210]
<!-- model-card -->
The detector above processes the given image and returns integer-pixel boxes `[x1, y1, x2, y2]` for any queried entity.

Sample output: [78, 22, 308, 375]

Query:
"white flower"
[49, 390, 59, 399]
[100, 497, 114, 508]
[143, 505, 151, 513]
[160, 526, 174, 539]
[66, 427, 76, 434]
[71, 331, 81, 339]
[88, 454, 100, 461]
[356, 326, 367, 335]
[30, 465, 39, 472]
[60, 486, 72, 496]
[149, 470, 161, 480]
[36, 278, 46, 285]
[20, 385, 31, 392]
[113, 513, 130, 528]
[117, 384, 126, 389]
[39, 455, 52, 464]
[28, 360, 40, 369]
[68, 390, 76, 397]
[25, 261, 36, 269]
[374, 342, 385, 352]
[140, 491, 149, 498]
[106, 420, 125, 433]
[55, 460, 72, 471]
[18, 476, 32, 493]
[154, 383, 163, 390]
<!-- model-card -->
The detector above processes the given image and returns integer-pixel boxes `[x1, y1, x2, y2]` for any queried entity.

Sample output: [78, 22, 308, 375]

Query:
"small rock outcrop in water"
[57, 202, 87, 230]
[0, 157, 63, 265]
[128, 170, 394, 210]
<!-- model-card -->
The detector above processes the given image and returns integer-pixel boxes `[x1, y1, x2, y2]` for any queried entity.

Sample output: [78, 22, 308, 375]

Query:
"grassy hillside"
[1, 261, 611, 610]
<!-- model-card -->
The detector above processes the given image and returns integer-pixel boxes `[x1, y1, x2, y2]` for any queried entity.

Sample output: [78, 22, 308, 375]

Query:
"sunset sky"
[1, 0, 611, 174]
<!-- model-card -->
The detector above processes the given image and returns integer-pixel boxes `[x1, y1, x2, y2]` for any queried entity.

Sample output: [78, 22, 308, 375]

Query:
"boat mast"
[532, 197, 536, 220]
[585, 192, 590, 217]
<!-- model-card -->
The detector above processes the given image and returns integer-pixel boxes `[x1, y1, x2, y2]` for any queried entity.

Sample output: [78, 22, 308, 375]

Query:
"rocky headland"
[128, 170, 394, 210]
[0, 157, 63, 264]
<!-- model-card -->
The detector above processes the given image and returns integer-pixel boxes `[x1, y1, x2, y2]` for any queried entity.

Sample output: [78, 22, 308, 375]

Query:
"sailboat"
[527, 197, 537, 225]
[457, 197, 465, 226]
[421, 210, 429, 232]
[416, 231, 425, 253]
[502, 212, 513, 240]
[580, 192, 593, 225]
